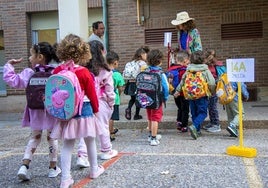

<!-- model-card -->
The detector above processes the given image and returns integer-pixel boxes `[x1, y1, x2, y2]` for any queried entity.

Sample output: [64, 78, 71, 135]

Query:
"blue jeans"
[189, 97, 208, 132]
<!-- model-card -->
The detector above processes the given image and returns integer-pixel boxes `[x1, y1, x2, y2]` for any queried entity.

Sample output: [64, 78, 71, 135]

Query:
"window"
[0, 30, 4, 66]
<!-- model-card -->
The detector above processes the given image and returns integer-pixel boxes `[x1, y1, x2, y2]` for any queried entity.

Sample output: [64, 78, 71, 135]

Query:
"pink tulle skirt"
[51, 116, 101, 140]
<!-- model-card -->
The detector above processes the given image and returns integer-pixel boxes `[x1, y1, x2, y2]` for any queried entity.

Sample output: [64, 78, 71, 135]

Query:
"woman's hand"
[7, 58, 23, 65]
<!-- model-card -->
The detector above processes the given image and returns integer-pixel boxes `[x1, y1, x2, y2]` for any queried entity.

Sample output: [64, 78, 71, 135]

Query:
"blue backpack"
[166, 66, 186, 88]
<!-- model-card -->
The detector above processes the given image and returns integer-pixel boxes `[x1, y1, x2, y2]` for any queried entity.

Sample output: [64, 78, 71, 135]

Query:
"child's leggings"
[61, 137, 98, 181]
[23, 130, 58, 162]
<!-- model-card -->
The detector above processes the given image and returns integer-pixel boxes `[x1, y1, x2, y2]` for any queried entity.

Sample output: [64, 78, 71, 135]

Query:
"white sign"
[164, 32, 172, 47]
[226, 58, 255, 82]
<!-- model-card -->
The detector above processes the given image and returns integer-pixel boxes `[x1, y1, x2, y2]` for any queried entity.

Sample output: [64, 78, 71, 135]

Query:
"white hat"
[171, 11, 194, 26]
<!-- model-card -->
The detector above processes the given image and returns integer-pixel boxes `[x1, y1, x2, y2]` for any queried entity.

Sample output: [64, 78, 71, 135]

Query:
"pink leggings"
[23, 130, 58, 162]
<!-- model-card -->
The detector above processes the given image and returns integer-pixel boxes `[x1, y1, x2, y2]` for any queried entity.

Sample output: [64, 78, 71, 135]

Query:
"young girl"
[51, 34, 104, 188]
[123, 46, 149, 120]
[3, 42, 61, 181]
[145, 49, 169, 146]
[86, 40, 118, 159]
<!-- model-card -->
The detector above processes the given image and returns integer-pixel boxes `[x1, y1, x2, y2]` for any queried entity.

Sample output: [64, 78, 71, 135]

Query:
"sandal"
[111, 128, 119, 134]
[125, 108, 131, 120]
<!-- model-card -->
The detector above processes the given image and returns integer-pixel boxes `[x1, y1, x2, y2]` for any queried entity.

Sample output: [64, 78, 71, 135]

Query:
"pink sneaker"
[90, 165, 105, 179]
[60, 177, 74, 188]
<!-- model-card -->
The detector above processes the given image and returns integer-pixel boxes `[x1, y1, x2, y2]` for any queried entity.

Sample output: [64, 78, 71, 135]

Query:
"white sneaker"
[76, 156, 90, 168]
[206, 125, 221, 133]
[48, 166, 61, 178]
[150, 139, 160, 146]
[17, 165, 30, 181]
[100, 149, 118, 160]
[147, 134, 162, 142]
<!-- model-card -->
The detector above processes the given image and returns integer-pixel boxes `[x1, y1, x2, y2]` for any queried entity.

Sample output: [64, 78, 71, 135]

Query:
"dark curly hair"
[56, 34, 91, 65]
[147, 49, 163, 66]
[86, 40, 110, 76]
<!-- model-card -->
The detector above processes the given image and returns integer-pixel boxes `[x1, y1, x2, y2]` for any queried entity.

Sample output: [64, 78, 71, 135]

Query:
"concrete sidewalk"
[0, 95, 268, 187]
[1, 94, 268, 128]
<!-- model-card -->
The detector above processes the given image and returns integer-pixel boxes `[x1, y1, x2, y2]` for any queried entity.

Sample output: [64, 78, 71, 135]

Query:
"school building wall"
[0, 0, 267, 100]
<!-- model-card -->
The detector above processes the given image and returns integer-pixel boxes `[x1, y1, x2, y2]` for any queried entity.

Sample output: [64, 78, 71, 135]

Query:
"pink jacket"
[3, 63, 58, 130]
[95, 68, 115, 107]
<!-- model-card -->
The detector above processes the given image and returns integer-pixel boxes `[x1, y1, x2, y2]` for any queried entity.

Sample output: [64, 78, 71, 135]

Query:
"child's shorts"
[111, 105, 119, 120]
[146, 104, 163, 122]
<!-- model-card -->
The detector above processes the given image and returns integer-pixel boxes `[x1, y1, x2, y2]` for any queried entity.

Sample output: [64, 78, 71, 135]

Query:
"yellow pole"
[238, 82, 243, 147]
[226, 82, 257, 158]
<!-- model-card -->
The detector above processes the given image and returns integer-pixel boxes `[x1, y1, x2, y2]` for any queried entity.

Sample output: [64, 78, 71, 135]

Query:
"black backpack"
[135, 70, 163, 109]
[26, 66, 54, 109]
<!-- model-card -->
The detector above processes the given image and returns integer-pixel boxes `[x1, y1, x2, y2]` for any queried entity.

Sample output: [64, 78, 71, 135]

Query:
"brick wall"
[107, 0, 268, 91]
[1, 0, 267, 97]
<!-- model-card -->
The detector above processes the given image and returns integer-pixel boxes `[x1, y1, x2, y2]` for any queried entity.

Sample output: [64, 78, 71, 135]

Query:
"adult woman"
[171, 11, 202, 53]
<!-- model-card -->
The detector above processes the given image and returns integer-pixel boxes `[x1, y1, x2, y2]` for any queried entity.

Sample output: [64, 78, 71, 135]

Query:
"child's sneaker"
[203, 123, 213, 130]
[147, 134, 162, 142]
[60, 177, 74, 188]
[150, 138, 160, 146]
[90, 165, 105, 179]
[17, 165, 30, 181]
[176, 122, 182, 130]
[100, 149, 118, 160]
[181, 127, 188, 132]
[207, 124, 221, 133]
[189, 125, 198, 140]
[48, 166, 61, 178]
[76, 155, 90, 168]
[226, 125, 238, 137]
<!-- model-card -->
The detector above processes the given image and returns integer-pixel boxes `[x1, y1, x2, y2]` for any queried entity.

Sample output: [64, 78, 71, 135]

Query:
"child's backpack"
[166, 66, 186, 92]
[26, 66, 54, 109]
[216, 73, 236, 105]
[44, 61, 84, 121]
[215, 65, 226, 78]
[123, 60, 140, 79]
[182, 70, 211, 100]
[135, 70, 162, 109]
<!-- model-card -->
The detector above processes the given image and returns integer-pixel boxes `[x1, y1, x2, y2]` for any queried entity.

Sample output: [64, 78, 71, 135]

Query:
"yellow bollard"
[226, 82, 257, 158]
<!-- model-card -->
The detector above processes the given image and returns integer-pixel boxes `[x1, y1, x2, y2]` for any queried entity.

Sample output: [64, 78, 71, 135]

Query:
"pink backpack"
[44, 60, 84, 121]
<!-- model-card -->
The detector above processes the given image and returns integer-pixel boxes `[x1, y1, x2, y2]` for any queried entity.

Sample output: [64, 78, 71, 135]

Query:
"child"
[106, 51, 125, 141]
[85, 40, 118, 159]
[203, 49, 223, 132]
[51, 34, 104, 188]
[3, 42, 61, 181]
[146, 49, 169, 146]
[225, 82, 249, 137]
[167, 50, 190, 132]
[123, 46, 149, 120]
[174, 50, 215, 139]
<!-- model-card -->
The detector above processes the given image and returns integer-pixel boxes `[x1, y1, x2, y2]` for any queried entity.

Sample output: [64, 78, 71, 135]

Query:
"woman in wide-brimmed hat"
[171, 11, 202, 53]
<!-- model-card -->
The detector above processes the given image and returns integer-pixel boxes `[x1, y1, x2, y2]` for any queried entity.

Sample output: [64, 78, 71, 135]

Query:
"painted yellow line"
[243, 158, 263, 188]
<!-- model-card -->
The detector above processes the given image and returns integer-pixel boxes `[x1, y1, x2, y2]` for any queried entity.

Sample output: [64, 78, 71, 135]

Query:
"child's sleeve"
[3, 63, 34, 89]
[161, 73, 169, 101]
[241, 82, 249, 101]
[206, 70, 216, 95]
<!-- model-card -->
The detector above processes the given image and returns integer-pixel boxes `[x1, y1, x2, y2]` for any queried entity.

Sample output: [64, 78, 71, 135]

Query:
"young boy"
[106, 51, 125, 141]
[174, 50, 215, 140]
[167, 50, 190, 132]
[145, 49, 169, 146]
[225, 82, 249, 137]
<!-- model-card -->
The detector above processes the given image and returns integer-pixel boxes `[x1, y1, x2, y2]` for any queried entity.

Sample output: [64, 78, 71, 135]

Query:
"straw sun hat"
[171, 11, 194, 26]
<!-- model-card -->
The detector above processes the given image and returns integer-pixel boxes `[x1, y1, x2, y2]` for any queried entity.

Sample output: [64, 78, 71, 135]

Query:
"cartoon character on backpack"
[45, 60, 84, 121]
[47, 88, 70, 120]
